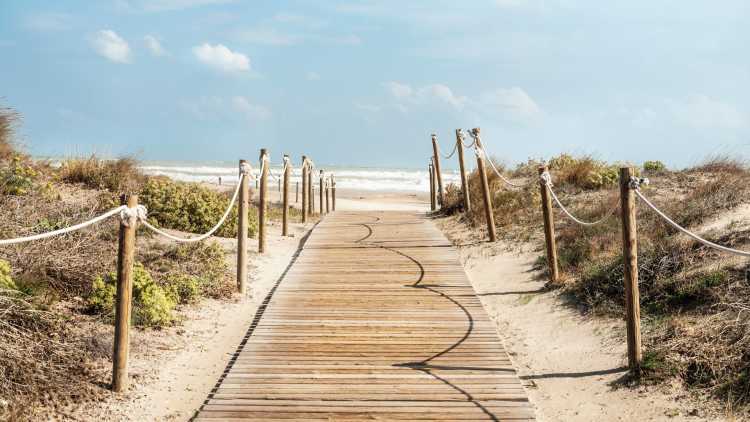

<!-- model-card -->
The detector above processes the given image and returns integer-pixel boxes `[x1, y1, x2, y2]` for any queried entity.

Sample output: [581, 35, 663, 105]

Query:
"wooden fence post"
[431, 134, 444, 206]
[319, 170, 325, 215]
[308, 168, 314, 216]
[237, 160, 249, 293]
[456, 129, 471, 212]
[325, 179, 330, 213]
[259, 149, 268, 254]
[282, 155, 290, 237]
[538, 166, 559, 283]
[429, 162, 436, 211]
[296, 181, 299, 204]
[473, 128, 496, 242]
[331, 174, 336, 211]
[301, 156, 308, 223]
[112, 194, 138, 392]
[619, 167, 642, 372]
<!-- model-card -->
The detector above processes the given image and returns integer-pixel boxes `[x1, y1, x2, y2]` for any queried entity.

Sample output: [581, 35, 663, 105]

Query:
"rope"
[0, 206, 128, 246]
[542, 171, 618, 226]
[457, 129, 475, 148]
[139, 173, 244, 242]
[471, 140, 530, 189]
[439, 142, 458, 159]
[634, 183, 750, 257]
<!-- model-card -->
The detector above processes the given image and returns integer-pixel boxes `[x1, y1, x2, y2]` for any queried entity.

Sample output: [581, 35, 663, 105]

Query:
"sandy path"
[64, 220, 313, 421]
[437, 216, 723, 422]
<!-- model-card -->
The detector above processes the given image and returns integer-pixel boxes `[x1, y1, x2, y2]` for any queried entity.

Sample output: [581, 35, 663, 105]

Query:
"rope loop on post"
[629, 176, 650, 190]
[120, 205, 147, 227]
[539, 170, 552, 186]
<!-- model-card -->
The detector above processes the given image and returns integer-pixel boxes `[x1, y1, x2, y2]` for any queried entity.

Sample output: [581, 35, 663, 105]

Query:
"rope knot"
[239, 162, 253, 175]
[629, 176, 650, 190]
[540, 170, 552, 186]
[120, 205, 147, 227]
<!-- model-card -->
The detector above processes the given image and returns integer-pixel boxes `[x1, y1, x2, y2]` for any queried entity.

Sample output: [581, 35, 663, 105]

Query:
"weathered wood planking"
[195, 211, 535, 421]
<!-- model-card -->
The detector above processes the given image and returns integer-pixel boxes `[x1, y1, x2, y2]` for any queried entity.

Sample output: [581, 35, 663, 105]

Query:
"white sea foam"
[138, 161, 463, 192]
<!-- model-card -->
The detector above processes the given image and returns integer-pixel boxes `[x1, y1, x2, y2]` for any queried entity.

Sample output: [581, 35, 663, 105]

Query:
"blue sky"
[0, 0, 748, 168]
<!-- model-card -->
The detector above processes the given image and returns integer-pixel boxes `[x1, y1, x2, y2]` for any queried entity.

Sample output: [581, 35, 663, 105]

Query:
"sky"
[0, 0, 749, 169]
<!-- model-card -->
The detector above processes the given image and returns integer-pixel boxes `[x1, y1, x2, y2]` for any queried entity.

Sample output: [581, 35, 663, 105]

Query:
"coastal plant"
[0, 105, 19, 160]
[59, 155, 144, 193]
[139, 177, 258, 238]
[643, 160, 667, 173]
[1, 155, 38, 195]
[89, 262, 176, 327]
[0, 260, 17, 290]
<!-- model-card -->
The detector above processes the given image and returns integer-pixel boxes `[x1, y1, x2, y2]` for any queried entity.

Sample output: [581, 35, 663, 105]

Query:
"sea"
[138, 161, 462, 193]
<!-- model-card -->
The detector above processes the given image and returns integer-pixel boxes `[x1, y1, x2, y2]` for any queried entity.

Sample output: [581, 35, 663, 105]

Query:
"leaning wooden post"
[308, 167, 314, 216]
[619, 167, 642, 372]
[282, 155, 290, 237]
[429, 162, 436, 211]
[431, 134, 444, 206]
[237, 160, 250, 293]
[319, 170, 325, 215]
[112, 194, 138, 392]
[456, 129, 471, 212]
[301, 156, 308, 223]
[258, 149, 268, 254]
[331, 174, 336, 211]
[325, 179, 330, 213]
[473, 128, 497, 242]
[538, 166, 559, 283]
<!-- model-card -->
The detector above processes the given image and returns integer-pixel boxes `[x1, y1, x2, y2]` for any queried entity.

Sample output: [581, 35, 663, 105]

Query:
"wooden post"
[259, 149, 268, 254]
[473, 128, 496, 242]
[331, 174, 336, 211]
[319, 170, 324, 215]
[325, 180, 330, 213]
[431, 134, 444, 206]
[429, 162, 436, 211]
[301, 156, 308, 223]
[278, 177, 281, 193]
[308, 169, 314, 216]
[282, 155, 290, 237]
[237, 160, 249, 293]
[619, 167, 642, 372]
[296, 181, 299, 203]
[456, 129, 471, 212]
[538, 166, 559, 283]
[112, 194, 138, 392]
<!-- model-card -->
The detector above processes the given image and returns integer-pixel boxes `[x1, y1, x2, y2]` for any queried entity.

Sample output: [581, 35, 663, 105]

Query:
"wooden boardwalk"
[195, 211, 534, 421]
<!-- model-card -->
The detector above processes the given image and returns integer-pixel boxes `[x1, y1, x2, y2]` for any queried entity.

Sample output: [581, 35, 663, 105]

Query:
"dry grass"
[60, 155, 145, 194]
[0, 106, 19, 160]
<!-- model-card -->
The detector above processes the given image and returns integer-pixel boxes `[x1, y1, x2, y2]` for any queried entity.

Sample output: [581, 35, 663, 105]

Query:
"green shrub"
[0, 260, 17, 290]
[140, 178, 257, 238]
[165, 274, 201, 304]
[88, 262, 176, 327]
[643, 160, 667, 173]
[1, 155, 38, 195]
[548, 153, 621, 190]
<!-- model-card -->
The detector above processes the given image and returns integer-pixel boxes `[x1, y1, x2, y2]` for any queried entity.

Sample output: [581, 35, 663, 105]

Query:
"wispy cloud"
[193, 43, 250, 72]
[24, 12, 73, 31]
[91, 30, 132, 63]
[235, 28, 300, 46]
[144, 35, 166, 56]
[116, 0, 236, 13]
[180, 96, 270, 121]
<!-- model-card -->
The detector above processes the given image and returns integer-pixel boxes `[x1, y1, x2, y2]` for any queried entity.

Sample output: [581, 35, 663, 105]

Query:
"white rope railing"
[138, 173, 245, 243]
[633, 182, 750, 257]
[0, 206, 128, 246]
[542, 171, 619, 227]
[438, 141, 458, 159]
[470, 136, 531, 189]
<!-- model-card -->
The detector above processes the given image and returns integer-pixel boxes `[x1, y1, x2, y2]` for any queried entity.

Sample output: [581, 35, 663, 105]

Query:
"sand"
[61, 188, 723, 421]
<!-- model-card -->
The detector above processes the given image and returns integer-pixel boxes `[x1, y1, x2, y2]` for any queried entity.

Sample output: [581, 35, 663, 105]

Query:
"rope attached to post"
[542, 170, 620, 226]
[469, 131, 530, 189]
[0, 206, 129, 245]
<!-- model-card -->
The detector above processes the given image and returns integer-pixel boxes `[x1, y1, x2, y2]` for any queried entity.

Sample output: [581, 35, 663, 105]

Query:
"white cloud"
[417, 84, 467, 109]
[192, 43, 250, 72]
[231, 96, 271, 120]
[235, 28, 299, 46]
[477, 87, 541, 119]
[306, 71, 321, 81]
[144, 35, 166, 56]
[117, 0, 236, 12]
[180, 96, 270, 121]
[91, 30, 132, 63]
[382, 81, 413, 99]
[25, 12, 73, 31]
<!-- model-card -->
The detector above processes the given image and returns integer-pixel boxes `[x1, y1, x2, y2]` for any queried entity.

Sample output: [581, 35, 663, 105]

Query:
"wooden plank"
[195, 211, 535, 421]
